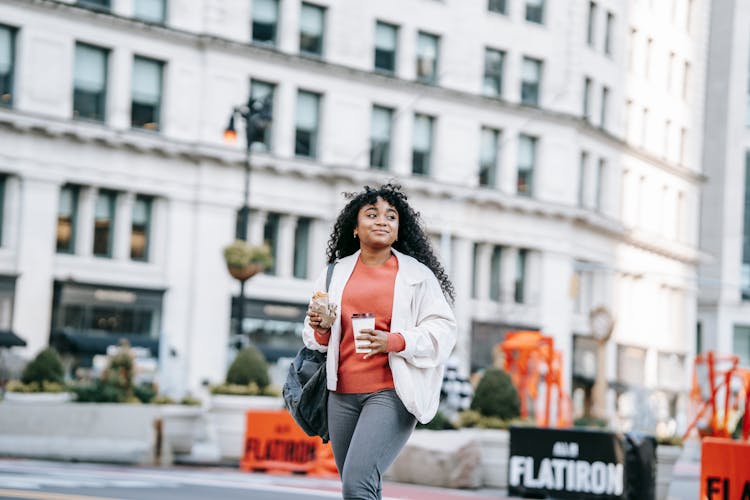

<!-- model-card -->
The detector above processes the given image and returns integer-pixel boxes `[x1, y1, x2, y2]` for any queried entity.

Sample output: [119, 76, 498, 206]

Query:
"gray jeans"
[328, 389, 416, 500]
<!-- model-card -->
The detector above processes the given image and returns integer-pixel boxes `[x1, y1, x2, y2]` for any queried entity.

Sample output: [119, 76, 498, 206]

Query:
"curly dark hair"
[326, 183, 455, 302]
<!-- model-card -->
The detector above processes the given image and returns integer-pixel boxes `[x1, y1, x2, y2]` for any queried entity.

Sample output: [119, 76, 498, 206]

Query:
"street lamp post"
[224, 95, 272, 339]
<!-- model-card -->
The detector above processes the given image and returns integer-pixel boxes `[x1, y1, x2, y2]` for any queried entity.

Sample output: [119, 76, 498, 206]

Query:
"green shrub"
[574, 415, 609, 429]
[6, 380, 67, 393]
[134, 382, 157, 404]
[226, 346, 270, 389]
[180, 395, 202, 406]
[21, 348, 64, 386]
[470, 368, 520, 420]
[417, 410, 455, 430]
[72, 341, 140, 403]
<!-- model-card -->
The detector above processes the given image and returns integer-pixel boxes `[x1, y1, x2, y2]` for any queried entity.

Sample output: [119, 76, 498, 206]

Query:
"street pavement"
[0, 459, 514, 500]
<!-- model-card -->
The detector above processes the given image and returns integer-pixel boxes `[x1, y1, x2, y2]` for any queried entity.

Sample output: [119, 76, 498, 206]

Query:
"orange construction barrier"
[498, 330, 572, 428]
[683, 351, 750, 441]
[240, 409, 338, 478]
[700, 437, 750, 499]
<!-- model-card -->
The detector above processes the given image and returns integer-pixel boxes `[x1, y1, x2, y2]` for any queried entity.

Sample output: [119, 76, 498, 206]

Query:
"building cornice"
[6, 0, 705, 186]
[0, 106, 703, 265]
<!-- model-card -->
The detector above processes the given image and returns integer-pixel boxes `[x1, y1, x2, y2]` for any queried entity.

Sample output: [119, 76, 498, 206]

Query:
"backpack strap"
[325, 262, 335, 292]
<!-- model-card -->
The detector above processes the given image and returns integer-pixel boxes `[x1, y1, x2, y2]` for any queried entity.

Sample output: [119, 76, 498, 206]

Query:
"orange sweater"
[314, 254, 405, 393]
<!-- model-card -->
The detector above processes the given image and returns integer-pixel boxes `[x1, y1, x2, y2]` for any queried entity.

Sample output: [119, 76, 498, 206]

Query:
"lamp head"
[223, 114, 237, 144]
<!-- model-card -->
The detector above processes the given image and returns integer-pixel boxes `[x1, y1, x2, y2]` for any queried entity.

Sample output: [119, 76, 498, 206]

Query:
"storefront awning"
[0, 330, 26, 348]
[51, 330, 159, 357]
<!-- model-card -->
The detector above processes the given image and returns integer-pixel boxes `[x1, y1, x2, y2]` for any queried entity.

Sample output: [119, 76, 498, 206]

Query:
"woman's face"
[354, 197, 399, 250]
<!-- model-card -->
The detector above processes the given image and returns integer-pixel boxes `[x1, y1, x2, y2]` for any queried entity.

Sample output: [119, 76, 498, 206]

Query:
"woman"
[303, 183, 456, 499]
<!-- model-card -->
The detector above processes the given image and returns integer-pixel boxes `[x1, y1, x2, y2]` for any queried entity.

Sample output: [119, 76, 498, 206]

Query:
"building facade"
[699, 0, 750, 369]
[0, 0, 707, 430]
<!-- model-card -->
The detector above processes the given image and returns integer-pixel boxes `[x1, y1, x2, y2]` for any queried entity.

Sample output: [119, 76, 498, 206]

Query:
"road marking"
[0, 489, 122, 500]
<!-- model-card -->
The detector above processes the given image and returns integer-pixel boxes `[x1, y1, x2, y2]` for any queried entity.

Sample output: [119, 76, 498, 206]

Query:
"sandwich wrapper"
[310, 292, 338, 330]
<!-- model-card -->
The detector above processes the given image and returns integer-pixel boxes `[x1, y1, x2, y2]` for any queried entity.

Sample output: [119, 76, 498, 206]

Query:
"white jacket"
[302, 249, 457, 424]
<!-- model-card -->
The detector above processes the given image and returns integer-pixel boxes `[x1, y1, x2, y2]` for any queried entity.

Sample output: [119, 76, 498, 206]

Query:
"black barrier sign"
[509, 426, 626, 499]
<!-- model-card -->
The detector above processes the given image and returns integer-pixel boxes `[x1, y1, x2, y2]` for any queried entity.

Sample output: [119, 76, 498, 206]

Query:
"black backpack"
[282, 263, 334, 442]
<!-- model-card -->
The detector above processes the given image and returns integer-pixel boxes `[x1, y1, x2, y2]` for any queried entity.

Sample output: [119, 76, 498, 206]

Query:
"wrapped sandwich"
[310, 291, 338, 330]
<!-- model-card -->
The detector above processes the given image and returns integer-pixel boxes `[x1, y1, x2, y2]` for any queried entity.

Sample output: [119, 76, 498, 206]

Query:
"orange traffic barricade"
[700, 437, 750, 499]
[240, 409, 338, 478]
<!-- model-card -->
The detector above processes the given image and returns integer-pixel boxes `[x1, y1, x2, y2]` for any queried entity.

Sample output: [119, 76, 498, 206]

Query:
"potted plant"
[208, 345, 283, 462]
[457, 368, 521, 489]
[4, 347, 71, 402]
[223, 240, 273, 281]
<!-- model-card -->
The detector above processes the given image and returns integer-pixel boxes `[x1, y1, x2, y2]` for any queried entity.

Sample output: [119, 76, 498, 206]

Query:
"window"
[479, 127, 500, 187]
[412, 113, 434, 175]
[134, 0, 166, 24]
[52, 282, 163, 340]
[743, 152, 750, 298]
[525, 0, 544, 24]
[625, 99, 633, 141]
[664, 120, 671, 159]
[263, 213, 280, 275]
[683, 61, 690, 100]
[645, 37, 653, 78]
[131, 56, 163, 130]
[293, 218, 311, 279]
[628, 28, 636, 72]
[679, 127, 687, 164]
[514, 249, 528, 303]
[641, 107, 649, 148]
[578, 151, 588, 207]
[686, 0, 693, 32]
[299, 3, 325, 57]
[416, 32, 439, 84]
[295, 90, 320, 158]
[747, 47, 750, 127]
[131, 196, 152, 261]
[77, 0, 110, 11]
[586, 2, 597, 47]
[583, 77, 592, 120]
[661, 351, 686, 391]
[617, 344, 646, 386]
[74, 43, 108, 122]
[250, 80, 275, 150]
[0, 176, 5, 246]
[604, 12, 614, 55]
[483, 48, 505, 97]
[370, 105, 393, 169]
[57, 185, 79, 254]
[600, 85, 609, 129]
[733, 325, 750, 367]
[517, 134, 536, 196]
[490, 245, 502, 301]
[488, 0, 507, 14]
[471, 243, 479, 298]
[252, 0, 279, 45]
[521, 57, 542, 106]
[93, 190, 116, 258]
[667, 52, 675, 92]
[374, 21, 398, 74]
[0, 25, 15, 107]
[595, 159, 606, 211]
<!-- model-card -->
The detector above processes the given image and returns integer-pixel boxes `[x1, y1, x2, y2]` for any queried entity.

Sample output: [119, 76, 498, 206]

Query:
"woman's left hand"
[357, 329, 388, 359]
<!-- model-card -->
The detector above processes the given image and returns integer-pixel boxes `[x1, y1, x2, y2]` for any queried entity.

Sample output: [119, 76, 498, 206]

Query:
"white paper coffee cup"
[351, 313, 375, 354]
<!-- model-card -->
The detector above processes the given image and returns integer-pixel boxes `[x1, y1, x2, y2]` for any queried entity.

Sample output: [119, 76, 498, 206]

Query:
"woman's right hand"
[307, 308, 331, 335]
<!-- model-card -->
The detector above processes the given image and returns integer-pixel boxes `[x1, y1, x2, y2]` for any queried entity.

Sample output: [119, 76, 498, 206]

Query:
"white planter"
[458, 428, 510, 488]
[3, 392, 73, 403]
[656, 444, 682, 500]
[159, 405, 204, 456]
[207, 394, 284, 461]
